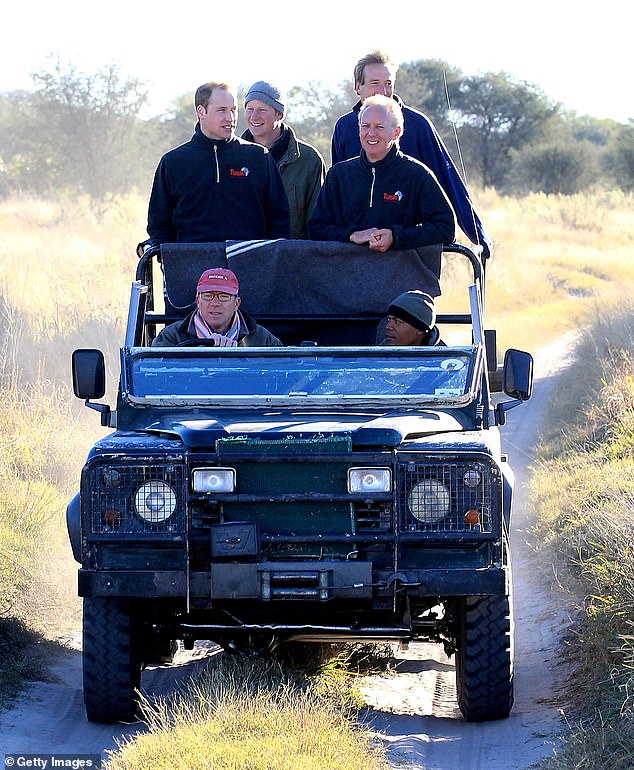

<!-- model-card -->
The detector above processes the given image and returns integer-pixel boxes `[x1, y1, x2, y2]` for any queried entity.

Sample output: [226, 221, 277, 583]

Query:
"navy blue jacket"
[147, 124, 290, 246]
[308, 145, 455, 250]
[331, 96, 491, 257]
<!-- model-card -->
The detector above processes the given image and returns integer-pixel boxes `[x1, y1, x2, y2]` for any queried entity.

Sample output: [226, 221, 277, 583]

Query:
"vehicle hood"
[117, 409, 473, 449]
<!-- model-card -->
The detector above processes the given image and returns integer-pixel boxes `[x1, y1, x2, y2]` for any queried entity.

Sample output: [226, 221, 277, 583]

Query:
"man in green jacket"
[152, 268, 282, 347]
[242, 81, 325, 239]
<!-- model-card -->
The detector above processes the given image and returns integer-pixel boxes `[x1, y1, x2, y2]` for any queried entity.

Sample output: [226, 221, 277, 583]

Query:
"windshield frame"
[120, 344, 483, 410]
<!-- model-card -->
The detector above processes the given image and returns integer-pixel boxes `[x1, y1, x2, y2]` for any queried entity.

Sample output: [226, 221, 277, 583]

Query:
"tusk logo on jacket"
[230, 167, 250, 177]
[383, 190, 403, 202]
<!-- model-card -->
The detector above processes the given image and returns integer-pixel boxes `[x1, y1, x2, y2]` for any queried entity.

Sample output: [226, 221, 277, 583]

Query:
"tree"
[396, 58, 463, 139]
[603, 123, 634, 191]
[156, 92, 197, 150]
[0, 90, 53, 197]
[31, 58, 149, 206]
[285, 80, 350, 165]
[451, 72, 559, 189]
[508, 142, 598, 195]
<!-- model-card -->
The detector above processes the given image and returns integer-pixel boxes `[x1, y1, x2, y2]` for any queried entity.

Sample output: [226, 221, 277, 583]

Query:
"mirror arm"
[84, 399, 112, 426]
[495, 399, 522, 426]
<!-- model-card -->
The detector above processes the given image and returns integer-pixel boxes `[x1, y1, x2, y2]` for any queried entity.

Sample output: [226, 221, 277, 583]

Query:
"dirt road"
[0, 337, 576, 769]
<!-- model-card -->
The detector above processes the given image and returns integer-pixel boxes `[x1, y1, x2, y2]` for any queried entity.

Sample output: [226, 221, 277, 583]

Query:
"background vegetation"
[1, 58, 633, 211]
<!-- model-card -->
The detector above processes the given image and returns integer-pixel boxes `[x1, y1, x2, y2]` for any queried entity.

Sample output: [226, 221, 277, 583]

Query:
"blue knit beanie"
[244, 81, 285, 116]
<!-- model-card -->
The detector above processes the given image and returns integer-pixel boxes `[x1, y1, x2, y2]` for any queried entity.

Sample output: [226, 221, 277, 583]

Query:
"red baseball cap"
[196, 268, 239, 295]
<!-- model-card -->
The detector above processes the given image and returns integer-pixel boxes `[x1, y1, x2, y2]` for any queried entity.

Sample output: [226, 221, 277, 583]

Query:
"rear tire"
[83, 597, 142, 723]
[455, 591, 514, 722]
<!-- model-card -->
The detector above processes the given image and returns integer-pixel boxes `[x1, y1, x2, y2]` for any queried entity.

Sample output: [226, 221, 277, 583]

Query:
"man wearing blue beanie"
[243, 80, 325, 240]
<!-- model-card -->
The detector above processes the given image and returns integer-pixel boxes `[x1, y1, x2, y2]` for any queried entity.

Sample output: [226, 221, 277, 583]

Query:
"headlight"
[192, 467, 236, 493]
[348, 467, 392, 494]
[407, 479, 450, 523]
[463, 468, 482, 488]
[135, 480, 177, 522]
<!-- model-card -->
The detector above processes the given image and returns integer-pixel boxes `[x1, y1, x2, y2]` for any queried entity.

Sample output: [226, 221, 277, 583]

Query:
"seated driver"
[381, 290, 441, 345]
[152, 268, 282, 347]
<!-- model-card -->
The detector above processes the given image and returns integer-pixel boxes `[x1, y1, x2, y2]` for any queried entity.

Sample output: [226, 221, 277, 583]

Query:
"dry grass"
[105, 654, 388, 770]
[0, 194, 142, 328]
[530, 311, 634, 769]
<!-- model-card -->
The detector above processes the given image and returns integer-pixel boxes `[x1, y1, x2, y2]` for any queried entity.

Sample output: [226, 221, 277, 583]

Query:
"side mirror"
[72, 349, 106, 399]
[495, 349, 534, 425]
[503, 348, 533, 400]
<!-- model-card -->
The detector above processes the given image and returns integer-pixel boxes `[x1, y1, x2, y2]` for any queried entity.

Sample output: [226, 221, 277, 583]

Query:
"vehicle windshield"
[124, 347, 477, 407]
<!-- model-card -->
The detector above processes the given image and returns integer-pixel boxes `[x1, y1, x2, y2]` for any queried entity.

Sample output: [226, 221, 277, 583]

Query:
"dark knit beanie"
[244, 81, 285, 115]
[388, 290, 436, 332]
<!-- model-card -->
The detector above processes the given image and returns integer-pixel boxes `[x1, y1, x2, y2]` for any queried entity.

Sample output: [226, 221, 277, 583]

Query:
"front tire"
[83, 597, 142, 723]
[455, 591, 514, 722]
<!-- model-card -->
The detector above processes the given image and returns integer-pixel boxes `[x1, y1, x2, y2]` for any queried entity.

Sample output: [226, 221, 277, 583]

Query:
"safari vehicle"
[67, 239, 533, 724]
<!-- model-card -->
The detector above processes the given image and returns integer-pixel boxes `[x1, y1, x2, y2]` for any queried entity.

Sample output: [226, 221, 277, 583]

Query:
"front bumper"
[78, 562, 507, 600]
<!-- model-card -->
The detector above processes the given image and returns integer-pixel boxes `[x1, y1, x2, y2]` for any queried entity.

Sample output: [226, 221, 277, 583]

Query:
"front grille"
[216, 437, 354, 545]
[88, 458, 186, 534]
[397, 460, 497, 534]
[353, 500, 392, 531]
[193, 437, 394, 558]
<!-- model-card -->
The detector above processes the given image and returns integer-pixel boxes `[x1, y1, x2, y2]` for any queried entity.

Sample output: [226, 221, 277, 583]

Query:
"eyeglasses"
[198, 292, 234, 302]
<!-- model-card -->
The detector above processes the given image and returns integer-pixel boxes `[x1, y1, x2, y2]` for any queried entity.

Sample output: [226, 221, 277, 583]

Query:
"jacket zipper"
[369, 167, 375, 208]
[214, 145, 219, 183]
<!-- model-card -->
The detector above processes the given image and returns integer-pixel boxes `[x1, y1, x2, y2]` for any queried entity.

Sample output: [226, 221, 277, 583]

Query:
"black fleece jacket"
[147, 124, 290, 246]
[308, 145, 455, 250]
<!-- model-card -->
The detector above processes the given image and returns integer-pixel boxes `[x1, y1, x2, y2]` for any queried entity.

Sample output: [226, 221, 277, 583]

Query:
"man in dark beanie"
[243, 80, 325, 239]
[383, 290, 440, 345]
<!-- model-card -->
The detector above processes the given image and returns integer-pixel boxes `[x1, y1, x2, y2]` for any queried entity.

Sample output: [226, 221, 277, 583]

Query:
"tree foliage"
[286, 80, 350, 163]
[31, 59, 149, 205]
[396, 59, 462, 136]
[508, 142, 598, 195]
[451, 72, 560, 188]
[603, 124, 634, 191]
[0, 57, 631, 204]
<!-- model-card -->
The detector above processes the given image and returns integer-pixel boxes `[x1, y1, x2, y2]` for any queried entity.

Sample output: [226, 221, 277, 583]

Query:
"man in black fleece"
[309, 95, 455, 252]
[144, 82, 290, 249]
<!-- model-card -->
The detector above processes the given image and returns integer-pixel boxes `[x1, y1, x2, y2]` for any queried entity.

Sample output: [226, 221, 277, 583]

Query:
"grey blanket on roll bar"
[160, 240, 442, 316]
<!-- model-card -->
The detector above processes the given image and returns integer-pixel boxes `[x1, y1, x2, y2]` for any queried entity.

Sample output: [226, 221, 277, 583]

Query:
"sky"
[2, 0, 632, 124]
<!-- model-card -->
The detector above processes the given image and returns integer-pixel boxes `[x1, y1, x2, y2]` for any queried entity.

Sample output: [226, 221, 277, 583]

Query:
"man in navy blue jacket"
[309, 96, 455, 252]
[331, 51, 491, 257]
[144, 82, 290, 249]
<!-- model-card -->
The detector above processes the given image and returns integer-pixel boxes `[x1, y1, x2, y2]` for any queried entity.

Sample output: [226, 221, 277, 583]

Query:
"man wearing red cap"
[152, 268, 282, 347]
